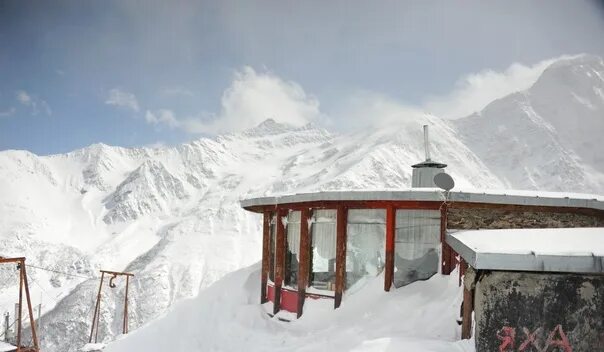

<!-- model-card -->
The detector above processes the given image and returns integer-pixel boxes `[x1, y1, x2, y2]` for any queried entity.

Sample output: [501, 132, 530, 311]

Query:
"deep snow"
[104, 264, 473, 352]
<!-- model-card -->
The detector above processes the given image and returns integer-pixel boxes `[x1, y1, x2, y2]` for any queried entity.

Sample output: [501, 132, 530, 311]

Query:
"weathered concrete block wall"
[448, 207, 603, 230]
[474, 270, 604, 352]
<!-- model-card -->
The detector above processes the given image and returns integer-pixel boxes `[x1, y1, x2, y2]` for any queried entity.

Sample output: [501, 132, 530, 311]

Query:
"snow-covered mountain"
[0, 54, 602, 352]
[455, 54, 604, 192]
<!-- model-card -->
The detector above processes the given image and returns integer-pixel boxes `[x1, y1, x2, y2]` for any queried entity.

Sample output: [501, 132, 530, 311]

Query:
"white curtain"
[311, 210, 337, 259]
[287, 211, 301, 255]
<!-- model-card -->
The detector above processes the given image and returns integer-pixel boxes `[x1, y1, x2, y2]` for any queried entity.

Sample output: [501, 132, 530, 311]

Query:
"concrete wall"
[473, 269, 604, 352]
[448, 207, 603, 230]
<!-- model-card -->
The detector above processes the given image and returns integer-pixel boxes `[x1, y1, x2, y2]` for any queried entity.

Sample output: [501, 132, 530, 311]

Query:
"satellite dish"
[434, 172, 455, 191]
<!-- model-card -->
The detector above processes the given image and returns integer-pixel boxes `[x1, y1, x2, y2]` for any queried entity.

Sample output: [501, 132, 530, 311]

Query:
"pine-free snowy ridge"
[0, 55, 602, 352]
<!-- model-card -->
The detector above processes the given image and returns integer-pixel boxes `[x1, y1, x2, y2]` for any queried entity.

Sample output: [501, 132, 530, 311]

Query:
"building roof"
[447, 227, 604, 273]
[240, 188, 604, 212]
[411, 160, 448, 168]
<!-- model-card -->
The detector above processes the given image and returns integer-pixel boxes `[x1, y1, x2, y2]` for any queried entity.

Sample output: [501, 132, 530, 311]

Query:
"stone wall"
[448, 206, 603, 230]
[473, 269, 604, 352]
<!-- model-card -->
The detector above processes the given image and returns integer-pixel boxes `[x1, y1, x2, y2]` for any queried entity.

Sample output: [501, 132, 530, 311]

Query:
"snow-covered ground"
[0, 54, 602, 351]
[105, 264, 473, 352]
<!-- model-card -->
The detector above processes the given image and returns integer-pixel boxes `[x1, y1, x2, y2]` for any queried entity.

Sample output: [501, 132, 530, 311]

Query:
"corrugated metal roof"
[447, 228, 604, 273]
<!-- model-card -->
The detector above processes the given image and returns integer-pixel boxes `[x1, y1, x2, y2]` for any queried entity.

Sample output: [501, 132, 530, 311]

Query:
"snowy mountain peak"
[102, 159, 188, 223]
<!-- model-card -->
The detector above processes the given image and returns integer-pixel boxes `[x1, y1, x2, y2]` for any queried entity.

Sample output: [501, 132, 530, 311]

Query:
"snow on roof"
[240, 188, 604, 211]
[447, 227, 604, 273]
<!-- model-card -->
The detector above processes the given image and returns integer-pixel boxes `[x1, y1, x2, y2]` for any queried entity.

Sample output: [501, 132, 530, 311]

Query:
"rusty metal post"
[21, 260, 39, 351]
[17, 263, 23, 352]
[122, 275, 129, 334]
[89, 272, 105, 343]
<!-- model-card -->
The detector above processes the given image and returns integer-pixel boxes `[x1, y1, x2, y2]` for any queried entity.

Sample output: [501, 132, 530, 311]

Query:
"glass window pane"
[346, 209, 386, 291]
[309, 209, 336, 293]
[394, 209, 440, 288]
[285, 211, 301, 288]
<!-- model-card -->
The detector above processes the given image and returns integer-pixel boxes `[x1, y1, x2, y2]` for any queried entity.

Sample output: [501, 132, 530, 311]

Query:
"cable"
[25, 264, 96, 280]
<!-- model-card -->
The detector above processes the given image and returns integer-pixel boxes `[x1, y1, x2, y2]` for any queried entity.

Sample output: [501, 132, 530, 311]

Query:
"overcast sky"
[1, 0, 604, 154]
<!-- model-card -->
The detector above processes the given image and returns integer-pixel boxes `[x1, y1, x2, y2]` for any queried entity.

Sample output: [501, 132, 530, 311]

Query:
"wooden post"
[334, 206, 347, 309]
[273, 209, 286, 315]
[440, 204, 452, 275]
[89, 272, 105, 343]
[21, 261, 39, 351]
[459, 259, 468, 287]
[296, 208, 310, 318]
[260, 211, 270, 304]
[461, 286, 474, 339]
[17, 264, 23, 352]
[384, 206, 395, 292]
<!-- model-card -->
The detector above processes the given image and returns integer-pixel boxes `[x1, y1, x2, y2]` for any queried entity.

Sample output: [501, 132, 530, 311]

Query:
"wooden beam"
[273, 209, 286, 315]
[99, 270, 134, 277]
[297, 208, 310, 318]
[260, 211, 270, 304]
[384, 206, 395, 292]
[461, 286, 474, 339]
[334, 206, 347, 309]
[440, 203, 453, 275]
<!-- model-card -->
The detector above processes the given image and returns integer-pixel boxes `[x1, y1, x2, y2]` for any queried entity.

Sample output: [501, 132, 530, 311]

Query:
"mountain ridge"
[0, 55, 602, 352]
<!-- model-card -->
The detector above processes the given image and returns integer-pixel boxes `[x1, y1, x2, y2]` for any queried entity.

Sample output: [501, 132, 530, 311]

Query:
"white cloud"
[145, 109, 179, 129]
[105, 88, 140, 112]
[15, 90, 52, 115]
[184, 67, 321, 134]
[0, 107, 16, 117]
[16, 90, 32, 105]
[423, 57, 569, 118]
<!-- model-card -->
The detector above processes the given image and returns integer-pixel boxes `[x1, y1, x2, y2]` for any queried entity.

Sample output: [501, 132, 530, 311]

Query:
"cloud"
[105, 88, 140, 112]
[0, 107, 16, 117]
[423, 57, 568, 118]
[145, 109, 179, 129]
[184, 67, 321, 134]
[16, 90, 32, 105]
[15, 90, 52, 115]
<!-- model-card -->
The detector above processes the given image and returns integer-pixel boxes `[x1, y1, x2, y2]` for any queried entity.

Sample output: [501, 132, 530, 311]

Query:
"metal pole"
[122, 276, 129, 334]
[37, 303, 41, 335]
[89, 272, 105, 343]
[4, 313, 9, 343]
[17, 264, 23, 352]
[21, 261, 39, 351]
[423, 124, 431, 161]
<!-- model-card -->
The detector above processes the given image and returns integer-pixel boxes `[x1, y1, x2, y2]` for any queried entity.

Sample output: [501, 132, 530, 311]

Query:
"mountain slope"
[455, 54, 604, 192]
[0, 55, 602, 352]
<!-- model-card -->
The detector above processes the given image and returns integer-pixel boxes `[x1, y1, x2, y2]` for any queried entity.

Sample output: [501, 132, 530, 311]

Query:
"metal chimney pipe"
[423, 125, 431, 161]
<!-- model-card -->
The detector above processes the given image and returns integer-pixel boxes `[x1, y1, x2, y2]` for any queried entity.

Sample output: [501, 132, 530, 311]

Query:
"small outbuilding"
[448, 228, 604, 352]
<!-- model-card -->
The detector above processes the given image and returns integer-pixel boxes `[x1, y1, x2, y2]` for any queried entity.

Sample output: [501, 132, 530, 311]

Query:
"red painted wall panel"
[280, 288, 298, 314]
[267, 284, 275, 303]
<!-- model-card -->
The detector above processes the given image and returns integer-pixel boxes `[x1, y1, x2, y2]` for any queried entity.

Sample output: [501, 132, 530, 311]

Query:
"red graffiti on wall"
[497, 325, 572, 352]
[497, 326, 516, 351]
